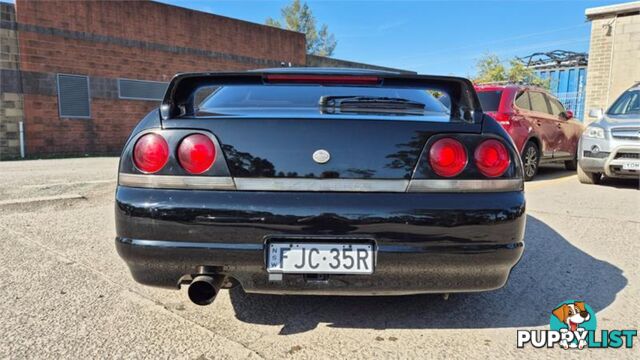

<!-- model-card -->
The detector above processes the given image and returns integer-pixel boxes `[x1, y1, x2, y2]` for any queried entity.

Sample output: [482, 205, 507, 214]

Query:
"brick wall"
[15, 0, 305, 66]
[7, 0, 306, 157]
[608, 14, 640, 106]
[584, 10, 640, 121]
[0, 2, 23, 160]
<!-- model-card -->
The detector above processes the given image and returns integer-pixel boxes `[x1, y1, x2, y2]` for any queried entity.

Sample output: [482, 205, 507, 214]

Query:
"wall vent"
[57, 74, 91, 118]
[118, 78, 168, 101]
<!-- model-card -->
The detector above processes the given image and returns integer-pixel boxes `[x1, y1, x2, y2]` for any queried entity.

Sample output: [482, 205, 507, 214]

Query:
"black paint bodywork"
[121, 114, 520, 181]
[115, 69, 525, 295]
[116, 188, 525, 294]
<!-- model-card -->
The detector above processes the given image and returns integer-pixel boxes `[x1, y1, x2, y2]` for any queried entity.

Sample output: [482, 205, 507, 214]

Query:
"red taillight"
[474, 139, 510, 177]
[133, 133, 169, 173]
[488, 112, 512, 128]
[264, 74, 380, 85]
[177, 134, 216, 174]
[429, 138, 468, 177]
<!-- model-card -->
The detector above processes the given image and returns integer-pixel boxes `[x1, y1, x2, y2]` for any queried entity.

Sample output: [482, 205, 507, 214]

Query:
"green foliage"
[474, 54, 507, 84]
[312, 24, 336, 57]
[266, 0, 337, 56]
[474, 54, 549, 89]
[265, 18, 282, 28]
[507, 59, 550, 88]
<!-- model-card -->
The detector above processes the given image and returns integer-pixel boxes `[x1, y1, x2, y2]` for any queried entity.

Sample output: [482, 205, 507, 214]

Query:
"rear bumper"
[115, 186, 526, 295]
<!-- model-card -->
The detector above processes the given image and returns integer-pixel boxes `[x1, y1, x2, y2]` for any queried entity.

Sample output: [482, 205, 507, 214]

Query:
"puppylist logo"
[517, 300, 637, 350]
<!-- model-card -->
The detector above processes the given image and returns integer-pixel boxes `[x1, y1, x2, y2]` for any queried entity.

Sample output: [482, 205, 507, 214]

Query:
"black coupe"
[115, 68, 525, 305]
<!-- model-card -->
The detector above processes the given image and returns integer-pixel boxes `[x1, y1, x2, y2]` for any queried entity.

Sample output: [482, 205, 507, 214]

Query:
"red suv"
[474, 84, 584, 180]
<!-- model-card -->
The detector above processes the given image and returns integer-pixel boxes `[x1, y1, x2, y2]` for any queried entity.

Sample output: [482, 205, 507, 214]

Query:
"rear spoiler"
[160, 71, 483, 123]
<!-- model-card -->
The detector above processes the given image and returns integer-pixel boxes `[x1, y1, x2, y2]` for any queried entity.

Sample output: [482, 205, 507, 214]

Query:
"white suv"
[579, 84, 640, 184]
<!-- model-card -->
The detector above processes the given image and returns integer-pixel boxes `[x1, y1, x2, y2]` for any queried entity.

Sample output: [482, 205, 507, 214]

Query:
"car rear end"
[115, 70, 525, 303]
[474, 85, 527, 151]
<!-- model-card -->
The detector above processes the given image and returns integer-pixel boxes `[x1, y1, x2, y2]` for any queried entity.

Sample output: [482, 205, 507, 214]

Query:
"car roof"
[474, 84, 520, 91]
[474, 83, 550, 93]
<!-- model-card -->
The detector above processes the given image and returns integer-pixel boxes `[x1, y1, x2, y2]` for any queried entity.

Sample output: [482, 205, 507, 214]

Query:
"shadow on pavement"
[229, 215, 626, 334]
[598, 176, 640, 189]
[532, 165, 575, 182]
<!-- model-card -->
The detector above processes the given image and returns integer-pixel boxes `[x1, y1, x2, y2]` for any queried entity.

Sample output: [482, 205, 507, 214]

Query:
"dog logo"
[518, 299, 636, 349]
[550, 300, 597, 350]
[312, 149, 330, 164]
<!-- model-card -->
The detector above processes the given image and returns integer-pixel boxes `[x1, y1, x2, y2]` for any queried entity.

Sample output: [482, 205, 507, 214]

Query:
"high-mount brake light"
[177, 134, 216, 174]
[264, 74, 381, 85]
[132, 133, 169, 174]
[474, 139, 511, 177]
[429, 138, 468, 177]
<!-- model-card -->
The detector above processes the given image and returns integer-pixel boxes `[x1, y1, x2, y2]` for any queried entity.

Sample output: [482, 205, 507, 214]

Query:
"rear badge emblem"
[312, 149, 330, 164]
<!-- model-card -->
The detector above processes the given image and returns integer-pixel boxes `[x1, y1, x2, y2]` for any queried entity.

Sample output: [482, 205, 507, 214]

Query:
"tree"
[507, 59, 549, 87]
[266, 0, 337, 56]
[312, 24, 336, 57]
[473, 54, 549, 88]
[474, 54, 507, 84]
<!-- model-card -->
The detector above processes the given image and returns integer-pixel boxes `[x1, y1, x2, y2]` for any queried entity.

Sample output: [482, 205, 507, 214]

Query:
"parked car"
[115, 69, 525, 305]
[474, 84, 584, 180]
[578, 83, 640, 184]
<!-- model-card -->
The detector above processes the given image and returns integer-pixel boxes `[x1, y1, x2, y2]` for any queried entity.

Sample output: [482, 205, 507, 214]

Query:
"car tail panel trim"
[406, 179, 522, 192]
[118, 173, 236, 190]
[118, 174, 522, 192]
[234, 178, 409, 192]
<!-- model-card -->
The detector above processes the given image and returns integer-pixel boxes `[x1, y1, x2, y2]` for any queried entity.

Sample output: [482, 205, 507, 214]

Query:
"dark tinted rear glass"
[476, 91, 502, 111]
[201, 85, 448, 113]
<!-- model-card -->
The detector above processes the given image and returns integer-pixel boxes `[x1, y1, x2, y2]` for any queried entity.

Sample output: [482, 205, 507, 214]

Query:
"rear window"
[476, 91, 502, 111]
[200, 85, 449, 114]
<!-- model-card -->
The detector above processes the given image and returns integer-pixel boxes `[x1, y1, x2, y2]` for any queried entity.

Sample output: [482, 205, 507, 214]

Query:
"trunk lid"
[160, 70, 484, 179]
[163, 116, 481, 179]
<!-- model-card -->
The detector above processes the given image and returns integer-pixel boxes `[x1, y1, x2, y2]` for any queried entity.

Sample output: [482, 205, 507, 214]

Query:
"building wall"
[5, 0, 306, 157]
[0, 2, 23, 160]
[584, 9, 640, 121]
[536, 67, 588, 120]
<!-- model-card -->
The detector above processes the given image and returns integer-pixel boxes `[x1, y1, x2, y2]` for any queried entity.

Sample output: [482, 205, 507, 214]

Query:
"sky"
[159, 0, 623, 76]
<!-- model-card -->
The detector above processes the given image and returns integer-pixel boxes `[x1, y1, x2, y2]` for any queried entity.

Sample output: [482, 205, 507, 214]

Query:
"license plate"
[622, 162, 640, 170]
[267, 243, 374, 274]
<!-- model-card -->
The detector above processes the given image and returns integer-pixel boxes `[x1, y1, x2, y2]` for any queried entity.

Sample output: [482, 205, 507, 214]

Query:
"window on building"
[118, 79, 168, 101]
[57, 74, 90, 118]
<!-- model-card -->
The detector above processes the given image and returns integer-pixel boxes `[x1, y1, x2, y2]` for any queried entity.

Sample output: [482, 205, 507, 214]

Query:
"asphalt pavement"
[0, 158, 638, 359]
